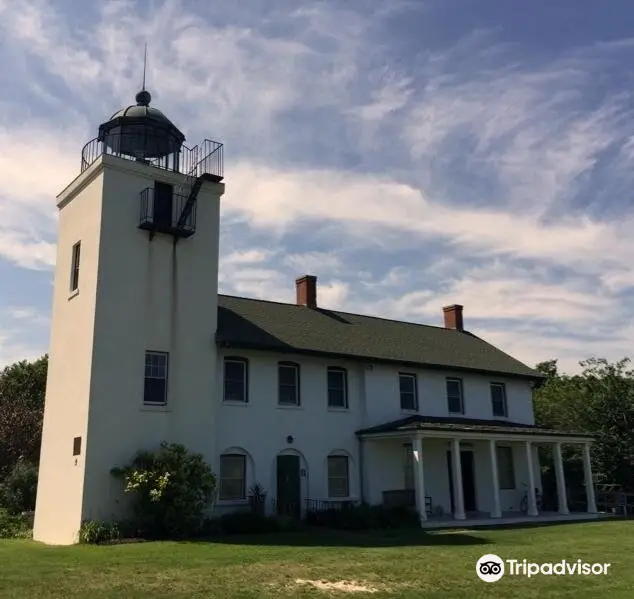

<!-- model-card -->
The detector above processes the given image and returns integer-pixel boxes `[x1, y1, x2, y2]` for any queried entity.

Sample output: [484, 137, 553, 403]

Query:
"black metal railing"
[138, 187, 196, 237]
[305, 498, 358, 512]
[80, 132, 223, 180]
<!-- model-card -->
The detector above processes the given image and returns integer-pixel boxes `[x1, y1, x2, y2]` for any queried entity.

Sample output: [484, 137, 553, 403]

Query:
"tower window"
[153, 181, 174, 228]
[144, 351, 169, 405]
[70, 241, 81, 292]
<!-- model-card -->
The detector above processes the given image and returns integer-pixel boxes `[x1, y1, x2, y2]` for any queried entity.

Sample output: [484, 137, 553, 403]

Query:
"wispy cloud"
[1, 0, 634, 373]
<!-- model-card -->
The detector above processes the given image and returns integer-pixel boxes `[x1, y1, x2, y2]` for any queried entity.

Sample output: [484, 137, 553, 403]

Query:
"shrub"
[0, 459, 38, 515]
[78, 520, 121, 544]
[111, 442, 216, 539]
[217, 511, 282, 534]
[0, 509, 32, 539]
[305, 503, 419, 530]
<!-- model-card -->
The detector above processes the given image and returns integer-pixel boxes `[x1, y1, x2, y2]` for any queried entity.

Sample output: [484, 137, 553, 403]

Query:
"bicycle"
[520, 484, 542, 513]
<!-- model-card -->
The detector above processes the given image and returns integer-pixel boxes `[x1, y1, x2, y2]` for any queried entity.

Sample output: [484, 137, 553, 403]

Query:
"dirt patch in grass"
[294, 578, 381, 593]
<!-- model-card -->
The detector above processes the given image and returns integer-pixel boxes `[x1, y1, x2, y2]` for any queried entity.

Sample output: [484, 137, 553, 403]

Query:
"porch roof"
[355, 415, 593, 442]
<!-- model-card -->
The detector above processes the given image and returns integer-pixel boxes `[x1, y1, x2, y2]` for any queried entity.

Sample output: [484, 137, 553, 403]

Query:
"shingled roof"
[216, 295, 544, 381]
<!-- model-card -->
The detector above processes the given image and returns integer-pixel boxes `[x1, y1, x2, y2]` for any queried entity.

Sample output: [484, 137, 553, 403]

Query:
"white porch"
[358, 421, 597, 526]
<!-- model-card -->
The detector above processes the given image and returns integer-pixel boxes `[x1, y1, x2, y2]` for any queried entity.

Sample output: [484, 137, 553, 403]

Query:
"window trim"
[446, 377, 464, 414]
[327, 454, 350, 498]
[223, 356, 249, 403]
[497, 445, 515, 490]
[327, 366, 348, 409]
[490, 382, 508, 418]
[143, 350, 169, 406]
[398, 372, 418, 412]
[70, 241, 81, 293]
[218, 453, 247, 501]
[278, 361, 301, 406]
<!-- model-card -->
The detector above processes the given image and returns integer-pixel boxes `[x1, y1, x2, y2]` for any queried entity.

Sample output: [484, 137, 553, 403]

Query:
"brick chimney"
[296, 275, 317, 308]
[443, 304, 464, 331]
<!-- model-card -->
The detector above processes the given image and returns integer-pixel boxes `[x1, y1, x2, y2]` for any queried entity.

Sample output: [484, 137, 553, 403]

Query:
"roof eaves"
[215, 338, 544, 382]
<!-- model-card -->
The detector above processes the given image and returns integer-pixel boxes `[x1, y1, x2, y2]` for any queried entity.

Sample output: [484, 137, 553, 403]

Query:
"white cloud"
[0, 0, 634, 373]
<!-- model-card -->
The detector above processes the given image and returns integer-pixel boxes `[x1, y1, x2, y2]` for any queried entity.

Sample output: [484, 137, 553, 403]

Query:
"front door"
[276, 455, 301, 518]
[447, 450, 477, 513]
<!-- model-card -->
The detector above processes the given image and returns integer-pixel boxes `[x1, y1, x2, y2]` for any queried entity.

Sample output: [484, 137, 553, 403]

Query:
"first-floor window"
[144, 351, 168, 405]
[327, 455, 349, 498]
[219, 454, 246, 500]
[497, 446, 515, 490]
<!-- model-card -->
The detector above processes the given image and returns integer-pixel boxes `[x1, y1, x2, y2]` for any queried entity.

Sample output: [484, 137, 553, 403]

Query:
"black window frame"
[399, 372, 418, 411]
[446, 377, 464, 414]
[218, 453, 246, 500]
[144, 350, 169, 406]
[278, 361, 300, 406]
[491, 382, 508, 418]
[223, 356, 249, 403]
[70, 241, 81, 292]
[327, 366, 348, 409]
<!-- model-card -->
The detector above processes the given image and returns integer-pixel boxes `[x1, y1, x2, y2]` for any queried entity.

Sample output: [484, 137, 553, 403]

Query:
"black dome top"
[97, 89, 185, 160]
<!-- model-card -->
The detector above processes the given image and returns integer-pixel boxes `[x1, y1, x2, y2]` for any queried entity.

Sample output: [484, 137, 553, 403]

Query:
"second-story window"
[446, 378, 464, 414]
[70, 241, 81, 293]
[399, 373, 418, 411]
[144, 351, 168, 405]
[491, 382, 508, 417]
[327, 367, 348, 408]
[278, 361, 300, 406]
[223, 357, 248, 402]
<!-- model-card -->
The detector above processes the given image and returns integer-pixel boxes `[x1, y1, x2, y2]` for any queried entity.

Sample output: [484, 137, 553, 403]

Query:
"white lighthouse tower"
[33, 87, 225, 544]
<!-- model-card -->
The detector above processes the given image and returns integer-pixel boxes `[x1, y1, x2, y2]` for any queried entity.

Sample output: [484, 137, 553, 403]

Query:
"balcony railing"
[80, 131, 223, 180]
[139, 187, 196, 238]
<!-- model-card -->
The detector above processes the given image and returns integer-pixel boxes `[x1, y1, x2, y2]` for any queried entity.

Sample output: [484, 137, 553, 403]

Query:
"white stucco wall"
[213, 348, 539, 516]
[34, 155, 224, 544]
[363, 364, 535, 427]
[33, 166, 105, 545]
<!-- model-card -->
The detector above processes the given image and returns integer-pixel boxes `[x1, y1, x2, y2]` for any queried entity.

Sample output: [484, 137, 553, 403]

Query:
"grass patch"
[0, 520, 633, 598]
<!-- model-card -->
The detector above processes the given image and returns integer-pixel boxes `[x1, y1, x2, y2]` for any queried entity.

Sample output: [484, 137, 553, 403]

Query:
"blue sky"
[1, 0, 634, 373]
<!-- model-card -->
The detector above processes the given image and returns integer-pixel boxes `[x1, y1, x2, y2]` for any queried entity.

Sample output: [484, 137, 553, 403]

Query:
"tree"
[533, 356, 634, 491]
[0, 355, 48, 479]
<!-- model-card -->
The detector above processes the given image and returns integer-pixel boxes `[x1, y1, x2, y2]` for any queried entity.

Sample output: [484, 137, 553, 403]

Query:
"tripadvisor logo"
[476, 554, 611, 582]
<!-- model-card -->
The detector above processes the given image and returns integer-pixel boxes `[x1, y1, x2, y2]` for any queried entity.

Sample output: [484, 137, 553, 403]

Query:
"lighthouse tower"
[33, 88, 225, 544]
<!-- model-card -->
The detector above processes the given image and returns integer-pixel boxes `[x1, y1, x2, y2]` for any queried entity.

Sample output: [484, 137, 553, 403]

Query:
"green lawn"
[0, 520, 632, 598]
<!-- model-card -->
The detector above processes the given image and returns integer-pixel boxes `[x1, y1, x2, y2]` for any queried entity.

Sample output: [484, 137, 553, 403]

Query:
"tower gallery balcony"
[80, 132, 223, 181]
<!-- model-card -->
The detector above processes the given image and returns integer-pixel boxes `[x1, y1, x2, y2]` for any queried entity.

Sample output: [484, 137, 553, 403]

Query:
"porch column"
[451, 438, 466, 519]
[553, 442, 569, 515]
[582, 443, 597, 514]
[524, 440, 538, 516]
[489, 439, 502, 518]
[412, 435, 427, 523]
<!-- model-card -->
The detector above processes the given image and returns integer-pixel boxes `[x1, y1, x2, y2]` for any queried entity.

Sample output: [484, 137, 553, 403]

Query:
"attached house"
[211, 276, 596, 525]
[33, 88, 597, 546]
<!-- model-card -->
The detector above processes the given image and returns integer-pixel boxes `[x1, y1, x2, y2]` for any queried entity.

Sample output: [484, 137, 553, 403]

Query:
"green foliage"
[216, 511, 284, 534]
[0, 355, 48, 479]
[78, 520, 121, 544]
[0, 509, 33, 539]
[0, 459, 38, 515]
[111, 442, 216, 539]
[306, 503, 419, 530]
[534, 356, 634, 491]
